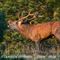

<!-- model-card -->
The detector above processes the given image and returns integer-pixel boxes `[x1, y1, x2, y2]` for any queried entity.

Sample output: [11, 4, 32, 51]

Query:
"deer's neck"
[17, 23, 30, 37]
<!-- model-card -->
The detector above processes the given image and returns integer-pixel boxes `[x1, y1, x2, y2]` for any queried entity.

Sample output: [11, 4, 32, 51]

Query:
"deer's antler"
[17, 12, 37, 21]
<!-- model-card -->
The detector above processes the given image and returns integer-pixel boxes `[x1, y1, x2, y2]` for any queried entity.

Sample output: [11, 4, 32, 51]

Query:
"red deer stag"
[8, 12, 60, 42]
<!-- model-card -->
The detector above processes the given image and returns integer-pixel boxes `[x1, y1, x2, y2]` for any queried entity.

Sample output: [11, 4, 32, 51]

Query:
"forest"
[0, 0, 60, 58]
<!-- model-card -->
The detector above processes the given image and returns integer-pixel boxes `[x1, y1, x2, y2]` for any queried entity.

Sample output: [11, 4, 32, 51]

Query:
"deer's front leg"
[35, 41, 40, 54]
[32, 41, 40, 60]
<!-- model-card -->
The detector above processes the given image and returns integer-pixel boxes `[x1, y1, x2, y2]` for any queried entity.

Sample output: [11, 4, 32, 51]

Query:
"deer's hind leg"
[53, 27, 60, 40]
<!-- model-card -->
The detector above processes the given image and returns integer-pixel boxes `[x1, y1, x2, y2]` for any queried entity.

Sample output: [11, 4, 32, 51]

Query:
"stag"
[8, 12, 60, 56]
[8, 12, 60, 42]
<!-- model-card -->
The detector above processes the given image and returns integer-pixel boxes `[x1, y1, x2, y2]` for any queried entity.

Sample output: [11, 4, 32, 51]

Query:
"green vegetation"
[0, 0, 60, 55]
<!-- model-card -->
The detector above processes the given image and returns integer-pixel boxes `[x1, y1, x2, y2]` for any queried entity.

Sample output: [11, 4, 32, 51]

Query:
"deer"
[8, 12, 60, 57]
[8, 12, 60, 42]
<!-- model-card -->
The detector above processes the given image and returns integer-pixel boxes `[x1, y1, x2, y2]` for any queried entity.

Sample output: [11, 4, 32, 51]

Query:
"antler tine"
[19, 12, 36, 21]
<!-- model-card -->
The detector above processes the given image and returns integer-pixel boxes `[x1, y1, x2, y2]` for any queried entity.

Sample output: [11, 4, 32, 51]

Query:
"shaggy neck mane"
[16, 23, 31, 38]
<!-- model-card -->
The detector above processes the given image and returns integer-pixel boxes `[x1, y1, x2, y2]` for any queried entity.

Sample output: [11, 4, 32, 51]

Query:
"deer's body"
[8, 20, 60, 42]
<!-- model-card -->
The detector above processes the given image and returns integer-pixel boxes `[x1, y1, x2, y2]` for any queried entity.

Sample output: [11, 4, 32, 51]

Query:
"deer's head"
[8, 12, 37, 30]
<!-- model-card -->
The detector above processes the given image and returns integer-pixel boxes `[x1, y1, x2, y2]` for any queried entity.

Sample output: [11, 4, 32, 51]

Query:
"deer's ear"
[54, 27, 60, 40]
